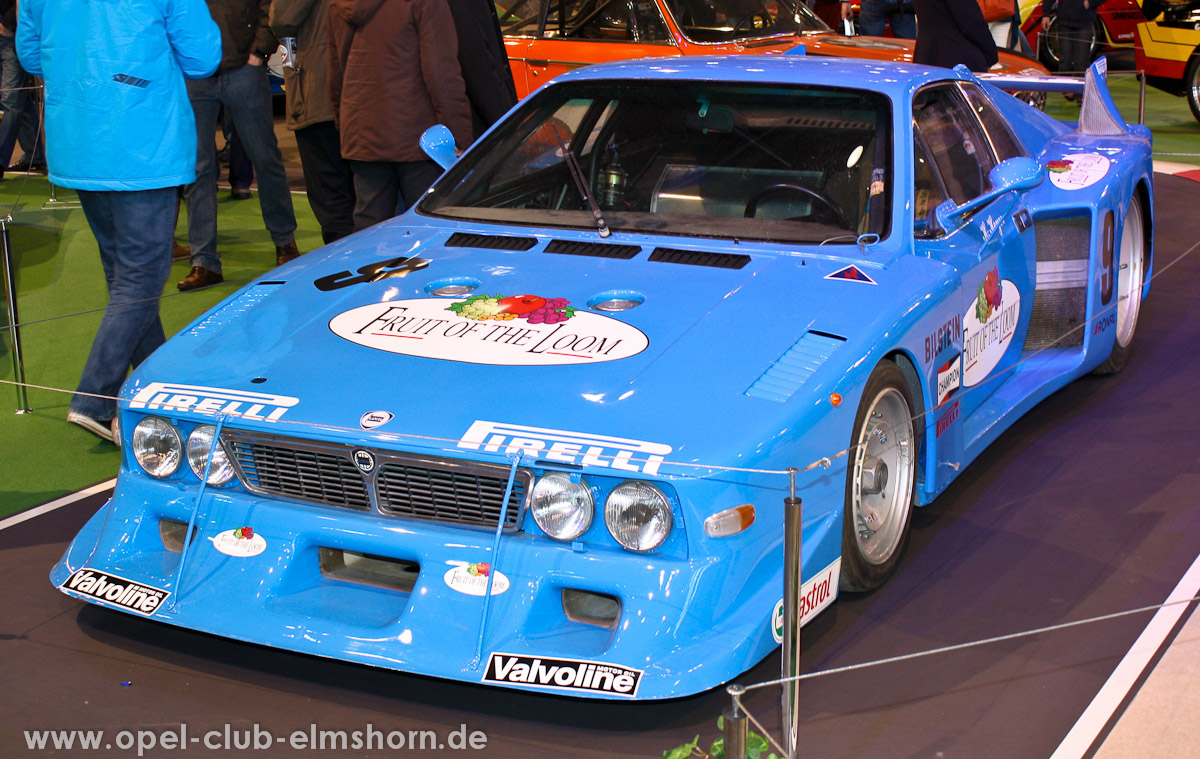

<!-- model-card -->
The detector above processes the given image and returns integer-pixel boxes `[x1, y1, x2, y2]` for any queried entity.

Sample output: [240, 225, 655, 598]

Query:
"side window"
[912, 85, 996, 204]
[959, 83, 1025, 162]
[497, 0, 546, 35]
[913, 132, 947, 237]
[547, 0, 669, 41]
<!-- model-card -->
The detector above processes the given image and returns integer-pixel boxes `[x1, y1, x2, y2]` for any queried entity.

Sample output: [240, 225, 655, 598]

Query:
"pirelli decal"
[483, 653, 643, 697]
[61, 569, 170, 615]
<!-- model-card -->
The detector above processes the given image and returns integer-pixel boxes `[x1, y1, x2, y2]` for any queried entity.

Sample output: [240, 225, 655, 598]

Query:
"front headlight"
[605, 481, 672, 552]
[186, 425, 235, 485]
[132, 416, 182, 478]
[531, 473, 593, 541]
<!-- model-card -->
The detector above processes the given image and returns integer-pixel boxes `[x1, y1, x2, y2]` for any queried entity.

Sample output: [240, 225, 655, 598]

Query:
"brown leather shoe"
[275, 240, 300, 266]
[172, 241, 190, 260]
[177, 266, 223, 291]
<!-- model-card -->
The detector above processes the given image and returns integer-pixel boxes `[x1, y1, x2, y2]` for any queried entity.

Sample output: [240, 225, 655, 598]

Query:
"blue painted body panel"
[52, 55, 1155, 699]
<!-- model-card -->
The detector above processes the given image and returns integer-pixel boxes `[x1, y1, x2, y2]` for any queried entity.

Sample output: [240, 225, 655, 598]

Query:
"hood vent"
[650, 247, 750, 270]
[746, 331, 845, 402]
[545, 239, 641, 259]
[445, 232, 537, 251]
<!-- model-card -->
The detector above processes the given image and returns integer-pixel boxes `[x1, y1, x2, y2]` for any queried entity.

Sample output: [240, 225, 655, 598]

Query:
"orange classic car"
[497, 0, 1048, 99]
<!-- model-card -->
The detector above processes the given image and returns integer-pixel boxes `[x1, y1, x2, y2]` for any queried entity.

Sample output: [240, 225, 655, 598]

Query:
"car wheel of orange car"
[1186, 54, 1200, 124]
[840, 360, 919, 592]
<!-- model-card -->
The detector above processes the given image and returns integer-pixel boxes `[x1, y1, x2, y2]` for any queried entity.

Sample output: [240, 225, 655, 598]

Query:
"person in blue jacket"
[17, 0, 221, 443]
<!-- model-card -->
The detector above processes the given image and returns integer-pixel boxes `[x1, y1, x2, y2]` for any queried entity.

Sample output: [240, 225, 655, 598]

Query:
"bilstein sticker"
[458, 420, 672, 475]
[483, 654, 643, 697]
[444, 561, 510, 596]
[329, 299, 647, 365]
[209, 527, 267, 558]
[128, 382, 298, 421]
[62, 569, 170, 615]
[771, 558, 841, 644]
[963, 271, 1021, 387]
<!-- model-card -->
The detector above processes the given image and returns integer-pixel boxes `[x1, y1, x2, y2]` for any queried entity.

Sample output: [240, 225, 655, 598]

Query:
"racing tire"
[1186, 55, 1200, 124]
[839, 360, 920, 592]
[1039, 16, 1103, 71]
[1094, 197, 1148, 375]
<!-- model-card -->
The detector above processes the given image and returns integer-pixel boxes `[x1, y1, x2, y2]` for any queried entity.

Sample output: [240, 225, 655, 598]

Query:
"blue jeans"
[71, 188, 177, 420]
[183, 63, 295, 274]
[0, 34, 32, 169]
[858, 0, 917, 39]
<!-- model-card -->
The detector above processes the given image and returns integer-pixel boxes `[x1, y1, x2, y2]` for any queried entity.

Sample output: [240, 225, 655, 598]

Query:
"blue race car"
[53, 54, 1153, 700]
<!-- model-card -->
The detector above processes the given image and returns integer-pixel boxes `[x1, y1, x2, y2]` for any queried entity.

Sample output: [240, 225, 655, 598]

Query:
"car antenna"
[551, 123, 611, 238]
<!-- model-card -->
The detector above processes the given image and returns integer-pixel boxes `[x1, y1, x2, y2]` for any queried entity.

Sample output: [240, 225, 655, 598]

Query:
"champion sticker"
[359, 410, 393, 430]
[824, 265, 877, 285]
[458, 420, 672, 475]
[62, 569, 170, 615]
[328, 298, 648, 366]
[483, 653, 643, 697]
[1047, 153, 1110, 191]
[771, 558, 840, 644]
[444, 561, 510, 596]
[963, 269, 1021, 387]
[936, 354, 962, 406]
[127, 382, 298, 421]
[210, 527, 267, 558]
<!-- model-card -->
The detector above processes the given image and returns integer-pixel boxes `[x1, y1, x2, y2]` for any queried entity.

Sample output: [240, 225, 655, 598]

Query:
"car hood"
[130, 222, 902, 466]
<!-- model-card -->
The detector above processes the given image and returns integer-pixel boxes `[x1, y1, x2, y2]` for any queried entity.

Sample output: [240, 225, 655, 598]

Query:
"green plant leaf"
[746, 731, 769, 759]
[663, 735, 700, 759]
[709, 736, 724, 759]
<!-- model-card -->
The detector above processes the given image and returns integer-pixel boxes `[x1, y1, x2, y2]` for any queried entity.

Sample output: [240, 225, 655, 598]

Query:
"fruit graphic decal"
[233, 526, 254, 540]
[448, 294, 577, 325]
[467, 562, 491, 577]
[975, 267, 1003, 322]
[1047, 159, 1072, 173]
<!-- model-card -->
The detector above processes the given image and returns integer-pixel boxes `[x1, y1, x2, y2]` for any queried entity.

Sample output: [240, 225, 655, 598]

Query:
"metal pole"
[1, 218, 31, 413]
[1138, 71, 1145, 126]
[723, 685, 748, 759]
[781, 468, 802, 758]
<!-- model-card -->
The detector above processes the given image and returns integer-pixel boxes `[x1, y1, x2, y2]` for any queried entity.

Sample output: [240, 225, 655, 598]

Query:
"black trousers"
[294, 120, 357, 244]
[348, 158, 442, 232]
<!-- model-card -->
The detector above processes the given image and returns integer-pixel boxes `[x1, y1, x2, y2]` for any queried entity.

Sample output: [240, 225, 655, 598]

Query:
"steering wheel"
[744, 183, 850, 229]
[731, 12, 772, 35]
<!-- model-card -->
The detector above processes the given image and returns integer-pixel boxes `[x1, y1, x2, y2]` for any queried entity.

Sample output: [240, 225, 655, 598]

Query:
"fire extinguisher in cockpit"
[599, 147, 626, 209]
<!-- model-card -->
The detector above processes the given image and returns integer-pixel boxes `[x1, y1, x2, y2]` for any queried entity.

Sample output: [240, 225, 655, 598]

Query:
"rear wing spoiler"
[977, 57, 1132, 136]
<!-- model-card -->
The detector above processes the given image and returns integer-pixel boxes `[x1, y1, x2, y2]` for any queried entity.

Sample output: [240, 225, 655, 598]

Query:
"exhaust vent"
[159, 519, 197, 553]
[319, 548, 419, 593]
[562, 589, 621, 629]
[649, 247, 750, 269]
[445, 232, 537, 251]
[1025, 216, 1089, 351]
[545, 239, 641, 259]
[746, 331, 846, 402]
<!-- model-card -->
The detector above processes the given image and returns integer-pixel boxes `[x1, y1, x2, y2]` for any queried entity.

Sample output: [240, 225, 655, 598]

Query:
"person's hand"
[248, 53, 263, 66]
[1041, 16, 1051, 30]
[841, 1, 851, 20]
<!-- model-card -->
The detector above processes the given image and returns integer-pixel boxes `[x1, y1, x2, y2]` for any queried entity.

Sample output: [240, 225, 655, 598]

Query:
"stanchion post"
[781, 468, 802, 758]
[1, 218, 31, 413]
[723, 685, 748, 759]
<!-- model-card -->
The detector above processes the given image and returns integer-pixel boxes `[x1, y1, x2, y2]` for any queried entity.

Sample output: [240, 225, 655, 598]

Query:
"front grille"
[224, 432, 528, 530]
[377, 460, 528, 530]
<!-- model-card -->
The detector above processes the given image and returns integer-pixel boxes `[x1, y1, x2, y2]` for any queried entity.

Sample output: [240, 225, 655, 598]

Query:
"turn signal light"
[703, 504, 756, 538]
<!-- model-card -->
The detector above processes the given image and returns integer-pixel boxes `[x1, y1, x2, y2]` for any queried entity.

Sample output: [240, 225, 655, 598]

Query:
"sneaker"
[67, 411, 117, 444]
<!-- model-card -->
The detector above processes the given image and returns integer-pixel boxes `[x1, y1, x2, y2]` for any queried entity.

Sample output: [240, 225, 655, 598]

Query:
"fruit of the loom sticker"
[448, 294, 578, 324]
[233, 526, 254, 540]
[467, 562, 490, 577]
[1047, 159, 1072, 173]
[975, 267, 1003, 322]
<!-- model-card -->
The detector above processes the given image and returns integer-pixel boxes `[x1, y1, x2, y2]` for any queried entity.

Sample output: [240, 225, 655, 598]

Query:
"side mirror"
[934, 156, 1044, 231]
[420, 125, 457, 170]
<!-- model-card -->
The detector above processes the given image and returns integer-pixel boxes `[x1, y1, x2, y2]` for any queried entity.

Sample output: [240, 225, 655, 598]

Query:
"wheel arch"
[884, 349, 928, 501]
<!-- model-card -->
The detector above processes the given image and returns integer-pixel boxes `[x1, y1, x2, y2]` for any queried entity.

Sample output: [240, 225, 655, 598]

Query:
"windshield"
[420, 80, 892, 244]
[497, 0, 830, 42]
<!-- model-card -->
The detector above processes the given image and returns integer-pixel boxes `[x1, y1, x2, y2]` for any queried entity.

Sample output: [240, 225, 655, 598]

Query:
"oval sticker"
[444, 562, 510, 596]
[210, 528, 267, 558]
[963, 275, 1021, 387]
[328, 297, 647, 366]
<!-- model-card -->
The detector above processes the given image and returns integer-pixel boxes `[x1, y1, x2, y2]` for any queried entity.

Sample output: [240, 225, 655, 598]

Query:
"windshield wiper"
[551, 124, 610, 238]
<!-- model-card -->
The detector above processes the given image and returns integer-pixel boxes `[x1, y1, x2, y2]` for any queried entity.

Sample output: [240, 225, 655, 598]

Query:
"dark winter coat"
[327, 0, 473, 161]
[913, 0, 999, 73]
[447, 0, 517, 133]
[1042, 0, 1107, 29]
[270, 0, 335, 129]
[206, 0, 277, 73]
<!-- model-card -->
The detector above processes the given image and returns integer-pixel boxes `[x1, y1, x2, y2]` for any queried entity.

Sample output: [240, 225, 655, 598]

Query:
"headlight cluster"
[530, 473, 673, 552]
[132, 417, 234, 485]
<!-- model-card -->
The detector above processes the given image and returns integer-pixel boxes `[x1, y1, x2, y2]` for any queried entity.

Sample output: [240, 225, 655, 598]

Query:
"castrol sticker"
[772, 558, 841, 644]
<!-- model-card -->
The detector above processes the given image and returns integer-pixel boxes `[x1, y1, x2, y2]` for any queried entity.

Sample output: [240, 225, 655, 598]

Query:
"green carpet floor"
[2, 75, 1198, 519]
[0, 178, 323, 517]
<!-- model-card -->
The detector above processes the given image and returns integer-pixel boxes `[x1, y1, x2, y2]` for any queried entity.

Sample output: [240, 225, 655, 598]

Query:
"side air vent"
[746, 331, 846, 402]
[1025, 216, 1090, 351]
[544, 239, 641, 259]
[649, 247, 750, 270]
[445, 232, 537, 251]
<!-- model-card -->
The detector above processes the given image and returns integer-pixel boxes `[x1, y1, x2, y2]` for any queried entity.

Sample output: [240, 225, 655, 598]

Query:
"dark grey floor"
[2, 173, 1198, 758]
